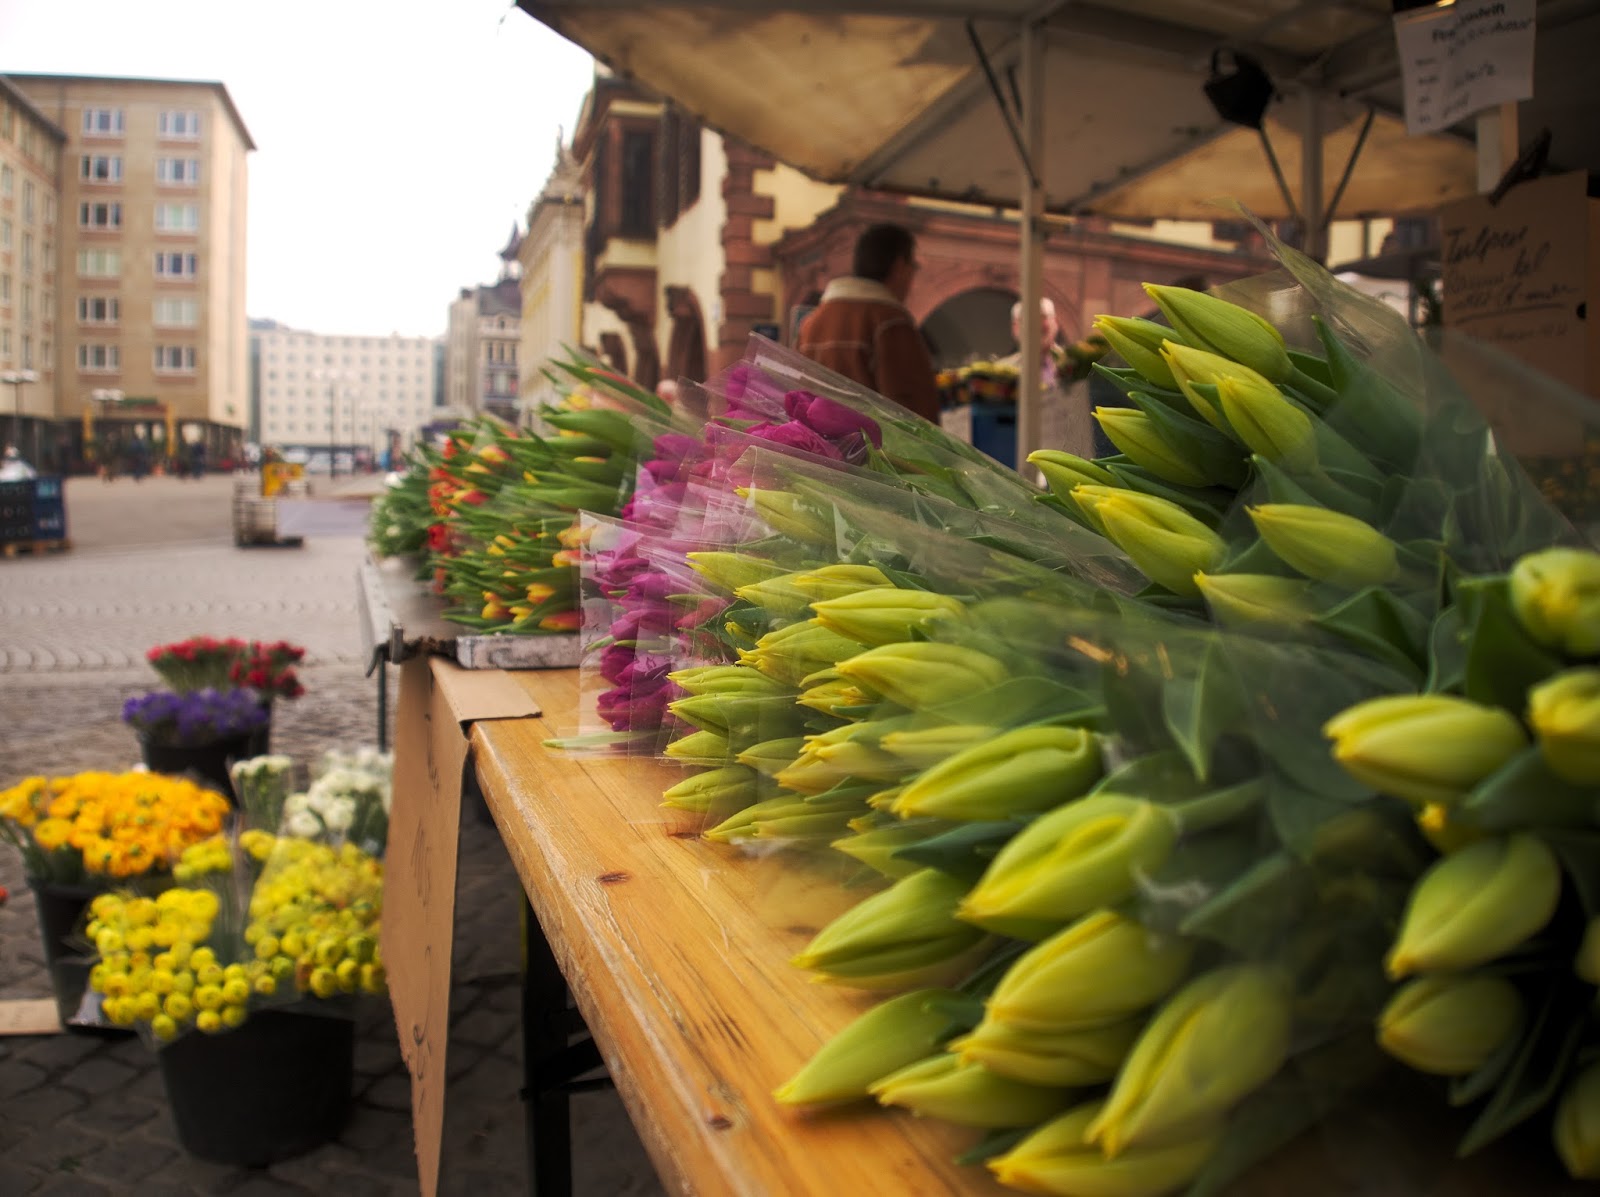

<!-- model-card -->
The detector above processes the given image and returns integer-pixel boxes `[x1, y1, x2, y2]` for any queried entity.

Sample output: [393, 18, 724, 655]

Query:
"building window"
[154, 345, 197, 372]
[619, 129, 655, 238]
[21, 283, 32, 321]
[20, 233, 32, 275]
[79, 201, 122, 229]
[154, 203, 200, 233]
[154, 297, 198, 326]
[156, 157, 201, 185]
[78, 296, 120, 324]
[77, 343, 120, 371]
[77, 249, 122, 277]
[0, 274, 9, 302]
[79, 154, 123, 182]
[0, 106, 11, 140]
[158, 110, 201, 139]
[22, 181, 35, 222]
[0, 164, 12, 197]
[82, 108, 125, 136]
[154, 251, 199, 279]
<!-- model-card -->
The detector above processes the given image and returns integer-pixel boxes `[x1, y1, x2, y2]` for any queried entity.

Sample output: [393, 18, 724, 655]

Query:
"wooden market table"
[470, 667, 1011, 1197]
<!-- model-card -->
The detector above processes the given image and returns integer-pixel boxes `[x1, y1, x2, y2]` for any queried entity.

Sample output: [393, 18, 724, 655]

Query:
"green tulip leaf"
[1448, 1012, 1525, 1109]
[955, 1127, 1032, 1167]
[1426, 604, 1469, 693]
[1543, 828, 1600, 918]
[1456, 747, 1597, 833]
[1265, 771, 1370, 858]
[1455, 577, 1565, 713]
[1310, 587, 1430, 681]
[891, 821, 1023, 882]
[1457, 975, 1591, 1157]
[1090, 749, 1206, 801]
[1127, 389, 1251, 489]
[1162, 641, 1245, 782]
[1176, 850, 1310, 955]
[1103, 463, 1235, 525]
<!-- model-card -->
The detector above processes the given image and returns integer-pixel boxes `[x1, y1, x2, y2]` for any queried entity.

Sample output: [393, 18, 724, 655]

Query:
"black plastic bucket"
[158, 1008, 355, 1166]
[140, 732, 253, 800]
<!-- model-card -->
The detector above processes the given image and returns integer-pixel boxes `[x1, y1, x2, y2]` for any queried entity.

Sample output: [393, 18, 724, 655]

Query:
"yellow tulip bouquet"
[555, 221, 1600, 1193]
[0, 771, 231, 887]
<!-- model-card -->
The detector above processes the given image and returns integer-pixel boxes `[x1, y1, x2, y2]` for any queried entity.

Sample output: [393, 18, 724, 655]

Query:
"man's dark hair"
[853, 223, 916, 282]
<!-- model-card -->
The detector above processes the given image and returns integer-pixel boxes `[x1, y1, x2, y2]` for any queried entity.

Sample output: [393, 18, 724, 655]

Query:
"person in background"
[1002, 296, 1063, 388]
[1005, 296, 1100, 460]
[797, 222, 940, 422]
[0, 445, 36, 482]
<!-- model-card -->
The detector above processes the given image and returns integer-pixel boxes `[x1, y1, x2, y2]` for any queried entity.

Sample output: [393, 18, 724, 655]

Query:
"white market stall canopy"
[517, 0, 1600, 222]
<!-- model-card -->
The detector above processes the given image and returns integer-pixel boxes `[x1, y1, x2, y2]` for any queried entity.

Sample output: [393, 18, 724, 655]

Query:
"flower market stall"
[374, 218, 1600, 1197]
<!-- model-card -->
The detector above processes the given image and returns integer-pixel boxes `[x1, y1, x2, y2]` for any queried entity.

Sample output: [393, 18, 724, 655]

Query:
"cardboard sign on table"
[381, 657, 539, 1197]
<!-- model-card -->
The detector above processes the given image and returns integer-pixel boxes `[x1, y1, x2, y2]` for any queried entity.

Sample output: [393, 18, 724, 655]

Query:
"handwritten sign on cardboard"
[1393, 0, 1536, 135]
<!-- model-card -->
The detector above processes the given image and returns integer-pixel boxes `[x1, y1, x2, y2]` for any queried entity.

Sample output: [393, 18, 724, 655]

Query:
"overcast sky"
[0, 0, 596, 338]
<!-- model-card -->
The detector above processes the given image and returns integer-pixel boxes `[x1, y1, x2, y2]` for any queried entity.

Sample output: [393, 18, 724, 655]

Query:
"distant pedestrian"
[0, 445, 36, 482]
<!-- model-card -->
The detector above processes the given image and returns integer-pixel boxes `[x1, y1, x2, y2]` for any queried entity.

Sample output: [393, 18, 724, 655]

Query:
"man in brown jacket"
[797, 223, 940, 422]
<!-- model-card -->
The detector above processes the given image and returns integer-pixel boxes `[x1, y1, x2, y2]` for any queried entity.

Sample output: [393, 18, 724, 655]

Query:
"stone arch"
[919, 287, 1017, 369]
[910, 261, 1079, 342]
[663, 285, 708, 385]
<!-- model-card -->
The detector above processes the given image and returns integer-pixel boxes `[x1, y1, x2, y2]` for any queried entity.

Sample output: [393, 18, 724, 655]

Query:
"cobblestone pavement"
[0, 475, 666, 1196]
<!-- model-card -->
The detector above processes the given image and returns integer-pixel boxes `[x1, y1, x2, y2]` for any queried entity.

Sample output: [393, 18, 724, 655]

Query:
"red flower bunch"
[147, 636, 307, 701]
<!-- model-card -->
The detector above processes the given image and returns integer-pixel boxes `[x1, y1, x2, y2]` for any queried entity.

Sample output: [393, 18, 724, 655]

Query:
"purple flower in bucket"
[122, 687, 270, 748]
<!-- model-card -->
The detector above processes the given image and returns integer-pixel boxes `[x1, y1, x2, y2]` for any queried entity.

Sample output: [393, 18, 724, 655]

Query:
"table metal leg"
[521, 894, 612, 1197]
[376, 662, 389, 752]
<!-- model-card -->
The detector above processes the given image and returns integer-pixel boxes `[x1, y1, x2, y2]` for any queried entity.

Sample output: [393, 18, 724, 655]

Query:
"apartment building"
[6, 73, 253, 463]
[445, 232, 521, 423]
[0, 78, 65, 466]
[251, 321, 440, 466]
[517, 139, 584, 413]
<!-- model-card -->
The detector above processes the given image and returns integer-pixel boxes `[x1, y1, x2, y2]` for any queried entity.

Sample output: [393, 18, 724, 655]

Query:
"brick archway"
[908, 262, 1079, 343]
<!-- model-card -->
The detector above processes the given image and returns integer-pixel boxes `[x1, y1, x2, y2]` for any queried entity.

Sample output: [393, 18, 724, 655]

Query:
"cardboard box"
[1439, 171, 1599, 453]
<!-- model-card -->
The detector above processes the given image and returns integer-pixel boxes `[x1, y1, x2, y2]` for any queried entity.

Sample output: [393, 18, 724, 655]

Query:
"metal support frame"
[520, 893, 613, 1197]
[1299, 89, 1326, 263]
[1016, 15, 1045, 466]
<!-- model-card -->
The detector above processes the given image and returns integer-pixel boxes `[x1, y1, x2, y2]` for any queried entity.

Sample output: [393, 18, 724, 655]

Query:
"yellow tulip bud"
[1078, 488, 1225, 598]
[959, 797, 1179, 940]
[1386, 833, 1561, 979]
[1216, 375, 1316, 470]
[891, 725, 1102, 822]
[737, 565, 894, 618]
[811, 587, 968, 647]
[1414, 801, 1485, 854]
[1144, 283, 1293, 382]
[660, 765, 764, 816]
[795, 670, 872, 718]
[991, 1099, 1221, 1197]
[683, 551, 787, 595]
[667, 665, 790, 697]
[662, 729, 731, 765]
[831, 823, 945, 880]
[1377, 973, 1523, 1076]
[869, 1053, 1072, 1129]
[740, 487, 836, 543]
[1194, 572, 1318, 628]
[1092, 315, 1185, 390]
[1575, 917, 1600, 985]
[1323, 693, 1528, 807]
[1556, 1062, 1600, 1180]
[1094, 407, 1213, 488]
[1088, 964, 1292, 1156]
[836, 642, 1011, 711]
[791, 868, 989, 990]
[740, 620, 865, 687]
[953, 1014, 1143, 1087]
[985, 910, 1195, 1034]
[1509, 546, 1600, 657]
[1248, 503, 1398, 587]
[734, 736, 806, 777]
[1528, 667, 1600, 783]
[1160, 342, 1276, 432]
[1027, 449, 1118, 506]
[877, 723, 996, 771]
[773, 988, 963, 1107]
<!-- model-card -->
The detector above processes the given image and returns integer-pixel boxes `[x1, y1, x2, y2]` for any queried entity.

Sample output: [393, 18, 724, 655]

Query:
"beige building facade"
[517, 140, 585, 413]
[6, 73, 253, 463]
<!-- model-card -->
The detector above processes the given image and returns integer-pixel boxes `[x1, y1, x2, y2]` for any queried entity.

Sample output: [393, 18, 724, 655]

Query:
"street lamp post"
[2, 368, 39, 457]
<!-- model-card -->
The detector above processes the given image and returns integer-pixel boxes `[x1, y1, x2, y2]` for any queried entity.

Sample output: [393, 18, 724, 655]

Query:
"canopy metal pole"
[1018, 16, 1044, 468]
[1299, 90, 1325, 263]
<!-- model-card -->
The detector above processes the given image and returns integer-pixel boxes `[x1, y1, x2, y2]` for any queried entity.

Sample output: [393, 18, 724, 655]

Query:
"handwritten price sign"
[1393, 0, 1536, 136]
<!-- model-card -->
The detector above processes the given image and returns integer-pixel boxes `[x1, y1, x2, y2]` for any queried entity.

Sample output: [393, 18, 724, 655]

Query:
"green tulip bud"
[891, 725, 1103, 821]
[1160, 342, 1279, 432]
[702, 792, 863, 844]
[1578, 918, 1600, 985]
[660, 765, 764, 816]
[684, 550, 787, 595]
[1247, 503, 1398, 587]
[1027, 449, 1118, 505]
[666, 693, 802, 740]
[831, 823, 948, 879]
[952, 1015, 1142, 1088]
[1088, 964, 1292, 1156]
[1509, 546, 1600, 657]
[667, 664, 791, 697]
[1377, 973, 1523, 1076]
[738, 486, 837, 543]
[735, 736, 806, 776]
[1415, 800, 1486, 855]
[959, 797, 1179, 939]
[773, 988, 963, 1107]
[836, 642, 1011, 711]
[986, 910, 1194, 1034]
[792, 868, 990, 989]
[1194, 572, 1318, 628]
[736, 564, 896, 618]
[991, 1099, 1221, 1197]
[877, 723, 996, 771]
[1323, 693, 1528, 807]
[662, 729, 730, 765]
[775, 740, 913, 794]
[1094, 407, 1213, 488]
[1092, 314, 1185, 390]
[812, 587, 968, 647]
[869, 1052, 1072, 1129]
[1079, 488, 1224, 598]
[1143, 284, 1293, 382]
[1216, 375, 1316, 470]
[795, 669, 873, 717]
[1556, 1062, 1600, 1180]
[1528, 667, 1600, 784]
[1386, 833, 1561, 979]
[740, 619, 865, 687]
